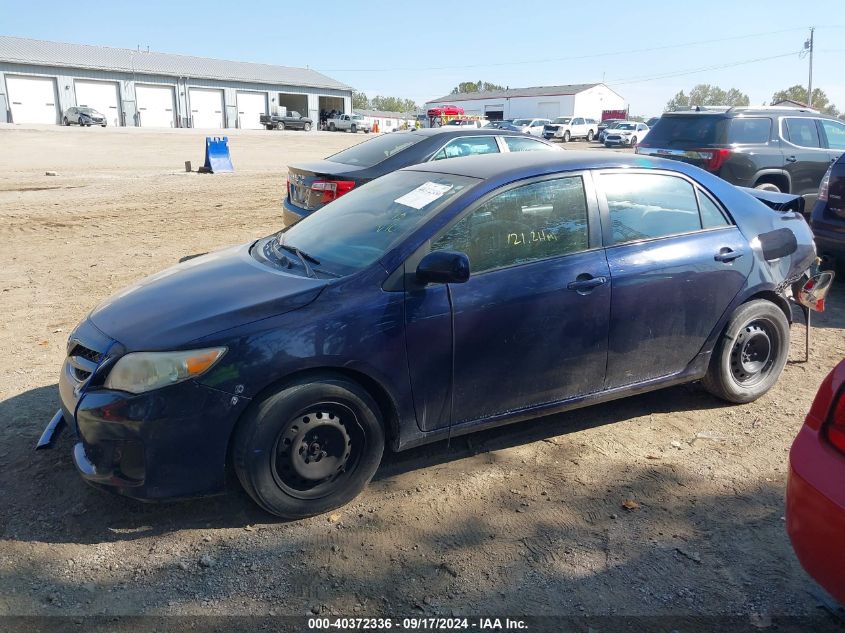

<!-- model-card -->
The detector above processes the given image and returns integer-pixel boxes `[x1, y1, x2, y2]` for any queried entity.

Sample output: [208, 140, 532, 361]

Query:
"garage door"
[75, 80, 121, 127]
[188, 88, 224, 129]
[536, 101, 561, 119]
[135, 84, 176, 128]
[6, 75, 58, 125]
[236, 91, 267, 129]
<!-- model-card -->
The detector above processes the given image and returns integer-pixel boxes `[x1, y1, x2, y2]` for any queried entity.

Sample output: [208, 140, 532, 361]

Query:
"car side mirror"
[416, 251, 470, 285]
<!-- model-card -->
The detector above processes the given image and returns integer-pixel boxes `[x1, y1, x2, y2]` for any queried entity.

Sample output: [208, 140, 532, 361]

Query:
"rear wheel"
[702, 300, 790, 403]
[754, 182, 782, 193]
[233, 377, 385, 519]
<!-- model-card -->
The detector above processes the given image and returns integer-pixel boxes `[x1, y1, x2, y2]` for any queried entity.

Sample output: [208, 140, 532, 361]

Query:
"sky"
[2, 0, 844, 115]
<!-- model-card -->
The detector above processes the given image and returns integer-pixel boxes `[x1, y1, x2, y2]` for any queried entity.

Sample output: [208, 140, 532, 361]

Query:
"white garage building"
[425, 83, 626, 122]
[0, 35, 352, 129]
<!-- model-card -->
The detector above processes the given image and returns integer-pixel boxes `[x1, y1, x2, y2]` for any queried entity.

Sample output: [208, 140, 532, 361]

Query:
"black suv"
[636, 107, 845, 208]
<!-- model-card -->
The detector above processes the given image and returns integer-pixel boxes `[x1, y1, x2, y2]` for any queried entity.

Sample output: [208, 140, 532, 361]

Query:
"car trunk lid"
[286, 161, 367, 213]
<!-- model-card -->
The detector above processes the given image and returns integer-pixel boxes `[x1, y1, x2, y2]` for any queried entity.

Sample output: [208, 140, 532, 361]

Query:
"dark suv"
[636, 107, 845, 208]
[811, 152, 845, 269]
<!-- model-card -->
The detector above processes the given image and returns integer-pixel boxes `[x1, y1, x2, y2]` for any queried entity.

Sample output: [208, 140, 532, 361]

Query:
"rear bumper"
[809, 224, 845, 257]
[786, 425, 845, 605]
[283, 196, 310, 226]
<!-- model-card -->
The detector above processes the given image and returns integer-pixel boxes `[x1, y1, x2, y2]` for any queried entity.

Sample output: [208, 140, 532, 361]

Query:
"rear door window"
[820, 119, 845, 150]
[432, 136, 500, 160]
[600, 173, 702, 244]
[784, 118, 821, 148]
[728, 118, 771, 144]
[503, 136, 556, 152]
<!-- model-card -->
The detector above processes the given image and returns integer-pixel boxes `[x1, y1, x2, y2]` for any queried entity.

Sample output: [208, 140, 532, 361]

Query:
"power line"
[605, 50, 802, 86]
[317, 27, 807, 73]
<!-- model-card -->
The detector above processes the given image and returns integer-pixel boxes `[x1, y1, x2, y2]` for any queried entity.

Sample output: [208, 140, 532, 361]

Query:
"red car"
[787, 358, 845, 604]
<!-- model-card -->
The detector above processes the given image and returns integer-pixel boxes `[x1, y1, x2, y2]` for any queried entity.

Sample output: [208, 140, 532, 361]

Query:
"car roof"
[402, 150, 689, 180]
[663, 108, 837, 120]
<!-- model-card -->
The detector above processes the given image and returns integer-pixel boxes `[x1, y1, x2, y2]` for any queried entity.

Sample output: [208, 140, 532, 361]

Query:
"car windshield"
[79, 108, 99, 115]
[352, 115, 364, 120]
[617, 123, 637, 130]
[327, 133, 426, 167]
[512, 119, 531, 125]
[276, 170, 478, 275]
[553, 118, 572, 124]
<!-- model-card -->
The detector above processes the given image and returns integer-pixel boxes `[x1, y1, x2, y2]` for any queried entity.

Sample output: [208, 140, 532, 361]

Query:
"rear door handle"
[786, 155, 797, 163]
[715, 248, 744, 263]
[567, 275, 607, 293]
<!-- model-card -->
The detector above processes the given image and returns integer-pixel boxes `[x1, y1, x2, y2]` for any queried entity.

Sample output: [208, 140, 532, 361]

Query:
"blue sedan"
[39, 152, 827, 518]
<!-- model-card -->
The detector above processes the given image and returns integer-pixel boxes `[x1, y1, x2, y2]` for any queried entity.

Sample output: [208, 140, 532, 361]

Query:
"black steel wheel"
[270, 405, 363, 500]
[233, 376, 385, 519]
[703, 299, 790, 403]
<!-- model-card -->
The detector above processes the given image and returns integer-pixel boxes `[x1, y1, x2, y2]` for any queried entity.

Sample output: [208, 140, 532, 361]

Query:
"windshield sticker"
[394, 182, 453, 209]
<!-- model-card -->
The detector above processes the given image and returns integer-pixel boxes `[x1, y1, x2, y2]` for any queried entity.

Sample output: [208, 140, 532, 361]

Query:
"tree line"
[666, 83, 841, 117]
[352, 81, 844, 119]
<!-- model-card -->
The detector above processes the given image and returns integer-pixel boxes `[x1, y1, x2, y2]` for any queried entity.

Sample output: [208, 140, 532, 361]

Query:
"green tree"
[369, 95, 419, 113]
[352, 91, 369, 110]
[771, 85, 839, 116]
[451, 80, 505, 95]
[665, 84, 749, 111]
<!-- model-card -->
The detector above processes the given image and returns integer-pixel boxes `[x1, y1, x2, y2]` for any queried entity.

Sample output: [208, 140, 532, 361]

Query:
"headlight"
[105, 347, 226, 394]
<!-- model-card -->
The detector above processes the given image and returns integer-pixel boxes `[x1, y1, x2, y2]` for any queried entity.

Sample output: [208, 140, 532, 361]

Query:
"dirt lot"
[1, 124, 844, 627]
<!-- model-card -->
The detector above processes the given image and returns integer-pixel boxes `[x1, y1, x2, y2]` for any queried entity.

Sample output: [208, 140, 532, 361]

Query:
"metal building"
[425, 84, 626, 122]
[0, 36, 352, 129]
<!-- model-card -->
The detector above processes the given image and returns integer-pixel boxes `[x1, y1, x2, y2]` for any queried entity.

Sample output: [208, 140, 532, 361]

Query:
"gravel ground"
[1, 124, 844, 629]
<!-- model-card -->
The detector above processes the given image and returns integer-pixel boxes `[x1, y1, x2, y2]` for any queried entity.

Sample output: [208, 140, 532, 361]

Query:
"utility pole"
[806, 27, 815, 107]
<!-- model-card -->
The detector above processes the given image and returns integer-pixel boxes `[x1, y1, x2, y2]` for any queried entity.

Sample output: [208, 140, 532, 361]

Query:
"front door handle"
[786, 155, 797, 163]
[715, 248, 744, 263]
[567, 275, 607, 293]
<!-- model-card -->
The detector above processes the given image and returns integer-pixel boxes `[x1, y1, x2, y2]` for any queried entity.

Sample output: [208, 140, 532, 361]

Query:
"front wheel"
[277, 122, 285, 130]
[329, 123, 336, 131]
[63, 116, 69, 126]
[563, 131, 571, 143]
[754, 182, 782, 193]
[630, 136, 637, 147]
[350, 125, 357, 133]
[702, 300, 790, 404]
[303, 122, 311, 131]
[233, 377, 385, 519]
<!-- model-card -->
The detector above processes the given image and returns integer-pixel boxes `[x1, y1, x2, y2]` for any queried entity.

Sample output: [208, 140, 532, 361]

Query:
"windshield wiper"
[278, 242, 319, 278]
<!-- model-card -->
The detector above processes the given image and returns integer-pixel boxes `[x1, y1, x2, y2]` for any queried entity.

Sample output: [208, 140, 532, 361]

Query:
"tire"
[587, 130, 594, 142]
[630, 136, 637, 147]
[563, 130, 571, 143]
[303, 122, 311, 131]
[605, 142, 611, 148]
[265, 125, 274, 131]
[78, 117, 85, 127]
[233, 376, 385, 519]
[277, 122, 285, 131]
[351, 125, 357, 133]
[702, 299, 790, 404]
[329, 123, 336, 131]
[63, 116, 69, 126]
[754, 182, 782, 193]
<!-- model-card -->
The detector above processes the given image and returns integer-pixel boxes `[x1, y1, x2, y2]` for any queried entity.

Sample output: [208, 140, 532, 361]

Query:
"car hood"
[89, 242, 326, 350]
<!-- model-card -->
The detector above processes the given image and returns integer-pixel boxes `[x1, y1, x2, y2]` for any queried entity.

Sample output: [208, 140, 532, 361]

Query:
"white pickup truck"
[542, 116, 598, 142]
[327, 114, 372, 133]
